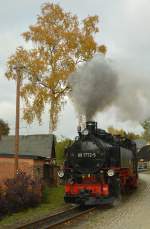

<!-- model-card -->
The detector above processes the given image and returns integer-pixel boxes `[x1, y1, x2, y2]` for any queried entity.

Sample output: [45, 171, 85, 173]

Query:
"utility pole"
[14, 65, 24, 177]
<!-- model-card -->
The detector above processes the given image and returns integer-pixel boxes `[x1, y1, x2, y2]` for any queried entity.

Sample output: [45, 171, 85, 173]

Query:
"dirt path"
[59, 173, 150, 229]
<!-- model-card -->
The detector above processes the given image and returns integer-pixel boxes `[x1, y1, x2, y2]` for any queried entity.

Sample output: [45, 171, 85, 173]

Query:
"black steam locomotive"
[58, 121, 138, 206]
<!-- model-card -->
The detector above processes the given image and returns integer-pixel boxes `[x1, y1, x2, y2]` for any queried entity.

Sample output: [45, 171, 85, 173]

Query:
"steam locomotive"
[58, 121, 138, 206]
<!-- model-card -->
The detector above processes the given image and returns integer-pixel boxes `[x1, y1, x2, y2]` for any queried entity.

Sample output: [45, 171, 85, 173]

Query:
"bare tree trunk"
[49, 98, 59, 134]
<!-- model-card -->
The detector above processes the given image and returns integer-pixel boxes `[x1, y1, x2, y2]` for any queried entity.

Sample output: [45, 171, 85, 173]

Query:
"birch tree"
[5, 3, 106, 131]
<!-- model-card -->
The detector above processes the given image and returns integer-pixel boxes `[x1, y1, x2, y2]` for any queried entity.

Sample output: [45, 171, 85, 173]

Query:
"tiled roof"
[0, 134, 56, 159]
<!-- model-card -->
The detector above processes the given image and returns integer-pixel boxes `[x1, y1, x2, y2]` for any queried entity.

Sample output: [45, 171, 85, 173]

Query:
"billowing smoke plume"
[69, 54, 118, 120]
[113, 62, 150, 122]
[69, 54, 150, 124]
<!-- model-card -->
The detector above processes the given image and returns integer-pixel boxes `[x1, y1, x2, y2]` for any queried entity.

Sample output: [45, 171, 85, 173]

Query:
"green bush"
[56, 138, 73, 165]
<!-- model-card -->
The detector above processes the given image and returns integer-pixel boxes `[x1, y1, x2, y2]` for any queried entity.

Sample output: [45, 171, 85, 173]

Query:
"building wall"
[0, 157, 58, 185]
[33, 160, 45, 179]
[0, 157, 34, 184]
[33, 161, 59, 185]
[52, 165, 60, 186]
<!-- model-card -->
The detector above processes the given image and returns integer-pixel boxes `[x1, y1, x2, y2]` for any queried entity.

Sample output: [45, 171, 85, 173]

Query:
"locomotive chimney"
[86, 121, 97, 134]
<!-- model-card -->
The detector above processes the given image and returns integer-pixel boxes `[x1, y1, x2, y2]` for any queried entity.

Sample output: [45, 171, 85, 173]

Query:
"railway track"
[15, 206, 96, 229]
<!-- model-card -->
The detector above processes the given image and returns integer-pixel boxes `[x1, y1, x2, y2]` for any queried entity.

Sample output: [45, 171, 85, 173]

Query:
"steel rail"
[15, 206, 96, 229]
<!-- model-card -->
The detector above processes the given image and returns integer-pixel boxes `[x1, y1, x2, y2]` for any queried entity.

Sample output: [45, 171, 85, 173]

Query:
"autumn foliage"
[107, 126, 141, 140]
[141, 119, 150, 142]
[5, 3, 106, 131]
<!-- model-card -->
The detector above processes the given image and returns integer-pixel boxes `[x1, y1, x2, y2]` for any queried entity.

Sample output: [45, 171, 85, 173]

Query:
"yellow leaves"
[23, 25, 55, 46]
[23, 107, 35, 124]
[22, 31, 31, 42]
[20, 84, 36, 98]
[83, 16, 99, 34]
[22, 86, 49, 125]
[80, 35, 96, 58]
[107, 126, 126, 136]
[41, 3, 64, 21]
[5, 3, 107, 131]
[64, 31, 79, 51]
[98, 45, 107, 55]
[28, 50, 45, 75]
[5, 47, 29, 80]
[107, 126, 141, 140]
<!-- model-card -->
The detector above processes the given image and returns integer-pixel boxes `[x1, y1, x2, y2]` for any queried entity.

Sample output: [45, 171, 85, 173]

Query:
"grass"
[0, 185, 66, 229]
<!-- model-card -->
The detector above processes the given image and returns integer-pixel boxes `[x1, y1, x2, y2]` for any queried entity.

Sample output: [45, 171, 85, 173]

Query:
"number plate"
[77, 152, 96, 158]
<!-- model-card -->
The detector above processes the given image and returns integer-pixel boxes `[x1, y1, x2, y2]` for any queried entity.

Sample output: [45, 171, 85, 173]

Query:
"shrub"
[0, 189, 8, 218]
[56, 138, 73, 165]
[0, 172, 43, 217]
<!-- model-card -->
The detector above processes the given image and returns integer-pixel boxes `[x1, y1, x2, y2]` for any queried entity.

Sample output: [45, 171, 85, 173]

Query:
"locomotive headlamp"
[82, 129, 89, 136]
[69, 179, 74, 184]
[107, 169, 115, 177]
[57, 170, 64, 178]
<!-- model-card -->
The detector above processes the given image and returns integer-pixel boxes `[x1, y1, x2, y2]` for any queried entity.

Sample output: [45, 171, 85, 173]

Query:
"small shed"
[0, 134, 58, 184]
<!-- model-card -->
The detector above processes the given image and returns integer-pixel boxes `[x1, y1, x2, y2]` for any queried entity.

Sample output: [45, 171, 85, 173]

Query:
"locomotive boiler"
[58, 121, 138, 206]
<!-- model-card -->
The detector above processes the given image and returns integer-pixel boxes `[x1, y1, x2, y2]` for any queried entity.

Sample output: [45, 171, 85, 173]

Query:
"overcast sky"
[1, 0, 150, 138]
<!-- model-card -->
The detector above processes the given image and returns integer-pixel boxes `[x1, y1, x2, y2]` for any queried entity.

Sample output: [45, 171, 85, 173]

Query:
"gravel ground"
[58, 173, 150, 229]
